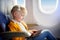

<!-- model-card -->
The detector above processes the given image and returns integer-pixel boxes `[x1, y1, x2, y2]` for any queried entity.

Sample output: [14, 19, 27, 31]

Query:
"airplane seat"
[0, 11, 29, 40]
[0, 11, 10, 40]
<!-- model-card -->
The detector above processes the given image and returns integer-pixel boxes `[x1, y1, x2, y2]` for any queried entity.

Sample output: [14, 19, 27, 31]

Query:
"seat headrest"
[0, 12, 10, 32]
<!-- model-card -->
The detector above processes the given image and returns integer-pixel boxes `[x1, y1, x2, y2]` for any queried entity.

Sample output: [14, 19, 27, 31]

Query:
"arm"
[21, 21, 41, 36]
[8, 21, 32, 37]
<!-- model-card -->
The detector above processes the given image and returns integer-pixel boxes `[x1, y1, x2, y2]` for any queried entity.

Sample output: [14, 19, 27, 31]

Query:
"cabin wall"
[25, 0, 60, 38]
[0, 0, 60, 38]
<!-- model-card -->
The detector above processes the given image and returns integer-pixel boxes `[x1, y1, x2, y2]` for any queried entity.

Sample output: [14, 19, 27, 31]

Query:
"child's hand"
[29, 29, 38, 34]
[32, 29, 38, 33]
[31, 31, 38, 37]
[30, 30, 42, 37]
[29, 30, 33, 34]
[29, 29, 38, 37]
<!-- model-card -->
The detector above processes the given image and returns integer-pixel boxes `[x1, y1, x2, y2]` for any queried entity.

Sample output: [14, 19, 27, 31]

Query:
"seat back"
[0, 11, 10, 40]
[0, 11, 10, 32]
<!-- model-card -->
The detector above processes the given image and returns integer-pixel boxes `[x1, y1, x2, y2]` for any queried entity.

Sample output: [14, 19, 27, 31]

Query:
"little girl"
[8, 5, 56, 40]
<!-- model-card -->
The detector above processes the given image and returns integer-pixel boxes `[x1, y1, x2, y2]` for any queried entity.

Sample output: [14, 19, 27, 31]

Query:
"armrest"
[0, 31, 29, 39]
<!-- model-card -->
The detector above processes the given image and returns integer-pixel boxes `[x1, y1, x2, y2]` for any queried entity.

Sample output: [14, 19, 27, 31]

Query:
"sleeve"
[21, 21, 31, 36]
[21, 21, 28, 30]
[8, 21, 17, 32]
[8, 21, 31, 36]
[8, 21, 21, 32]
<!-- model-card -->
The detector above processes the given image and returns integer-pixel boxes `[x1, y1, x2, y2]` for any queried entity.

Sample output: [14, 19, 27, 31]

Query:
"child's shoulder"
[9, 20, 15, 25]
[21, 21, 24, 22]
[21, 21, 25, 23]
[21, 21, 27, 25]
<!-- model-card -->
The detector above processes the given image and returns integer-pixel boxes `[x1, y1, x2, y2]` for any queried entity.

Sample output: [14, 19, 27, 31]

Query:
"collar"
[11, 19, 20, 24]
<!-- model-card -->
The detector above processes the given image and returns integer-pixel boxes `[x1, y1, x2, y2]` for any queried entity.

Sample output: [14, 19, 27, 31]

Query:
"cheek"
[17, 16, 23, 19]
[20, 16, 23, 19]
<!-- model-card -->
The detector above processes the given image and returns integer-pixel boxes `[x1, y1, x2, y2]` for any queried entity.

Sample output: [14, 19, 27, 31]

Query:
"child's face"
[14, 10, 25, 21]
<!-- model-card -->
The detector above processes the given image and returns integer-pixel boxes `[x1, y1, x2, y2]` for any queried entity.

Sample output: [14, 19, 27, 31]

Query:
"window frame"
[38, 0, 58, 14]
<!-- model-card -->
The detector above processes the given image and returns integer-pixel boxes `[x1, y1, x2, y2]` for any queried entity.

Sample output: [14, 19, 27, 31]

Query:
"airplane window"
[17, 0, 25, 7]
[38, 0, 58, 14]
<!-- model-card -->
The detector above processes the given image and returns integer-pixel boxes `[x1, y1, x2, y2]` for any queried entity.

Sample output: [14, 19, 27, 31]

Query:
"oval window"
[39, 0, 58, 14]
[17, 0, 25, 7]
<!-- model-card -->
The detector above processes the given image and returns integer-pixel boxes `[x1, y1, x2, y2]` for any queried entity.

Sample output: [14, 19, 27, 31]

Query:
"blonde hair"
[11, 5, 27, 16]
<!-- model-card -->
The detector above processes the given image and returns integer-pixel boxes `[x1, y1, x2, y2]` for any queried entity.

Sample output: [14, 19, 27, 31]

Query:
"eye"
[21, 14, 24, 17]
